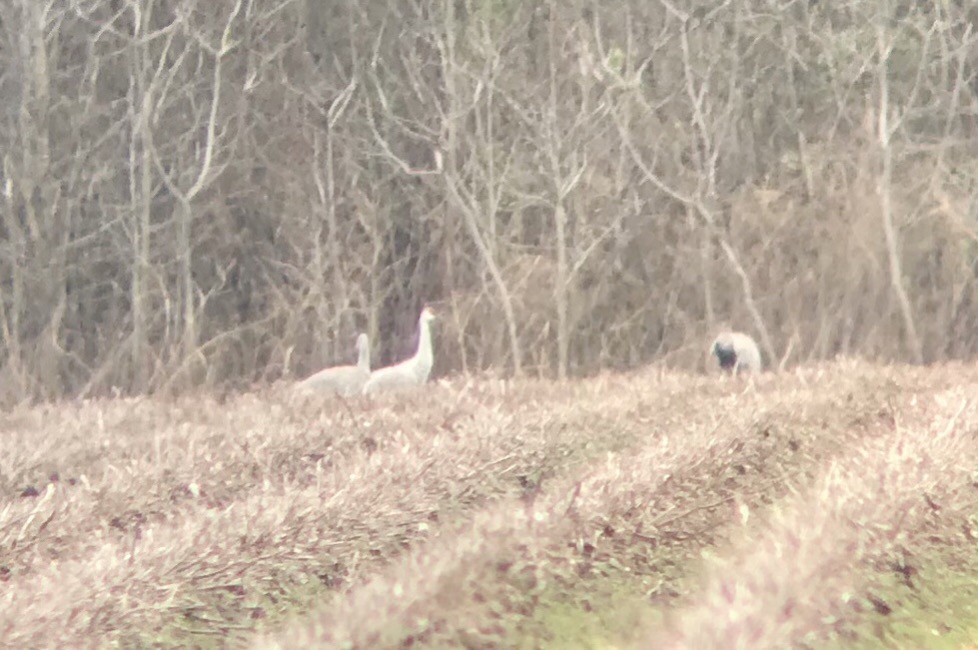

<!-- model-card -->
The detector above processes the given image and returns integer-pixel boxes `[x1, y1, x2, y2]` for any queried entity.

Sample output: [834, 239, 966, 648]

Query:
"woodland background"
[1, 0, 978, 402]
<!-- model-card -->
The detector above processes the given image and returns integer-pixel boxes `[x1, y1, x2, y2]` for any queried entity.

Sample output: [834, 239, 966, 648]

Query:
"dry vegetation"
[5, 2, 978, 646]
[3, 2, 978, 401]
[3, 360, 978, 649]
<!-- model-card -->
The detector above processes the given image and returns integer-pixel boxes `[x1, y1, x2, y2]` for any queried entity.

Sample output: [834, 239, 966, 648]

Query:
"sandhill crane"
[711, 331, 762, 376]
[297, 332, 371, 396]
[362, 307, 436, 395]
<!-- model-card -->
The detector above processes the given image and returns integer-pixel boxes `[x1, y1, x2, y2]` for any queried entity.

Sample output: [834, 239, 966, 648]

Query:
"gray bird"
[297, 332, 371, 396]
[362, 307, 436, 395]
[711, 331, 762, 376]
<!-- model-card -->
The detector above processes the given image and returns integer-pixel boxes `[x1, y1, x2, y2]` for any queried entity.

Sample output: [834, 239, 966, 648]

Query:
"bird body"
[297, 332, 370, 396]
[711, 331, 762, 376]
[362, 307, 436, 395]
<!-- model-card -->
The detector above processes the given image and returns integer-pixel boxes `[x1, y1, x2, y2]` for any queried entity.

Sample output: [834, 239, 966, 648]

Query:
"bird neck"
[358, 341, 370, 371]
[415, 318, 433, 368]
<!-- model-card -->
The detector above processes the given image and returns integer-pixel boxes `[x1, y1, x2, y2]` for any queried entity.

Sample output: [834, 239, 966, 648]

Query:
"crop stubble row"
[1, 373, 707, 646]
[261, 363, 952, 648]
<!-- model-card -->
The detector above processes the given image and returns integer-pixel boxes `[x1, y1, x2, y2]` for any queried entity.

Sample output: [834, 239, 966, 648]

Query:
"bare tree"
[0, 0, 976, 402]
[874, 23, 925, 364]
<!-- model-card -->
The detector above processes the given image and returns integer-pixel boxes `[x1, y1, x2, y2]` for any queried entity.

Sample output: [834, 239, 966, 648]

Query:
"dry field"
[3, 361, 978, 649]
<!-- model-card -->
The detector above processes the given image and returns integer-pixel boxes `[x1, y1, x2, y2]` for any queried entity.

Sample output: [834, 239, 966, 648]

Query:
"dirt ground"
[2, 360, 978, 649]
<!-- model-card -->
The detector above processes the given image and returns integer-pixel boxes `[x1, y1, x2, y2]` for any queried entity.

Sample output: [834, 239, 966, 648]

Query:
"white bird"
[711, 331, 762, 376]
[297, 332, 371, 396]
[362, 307, 436, 395]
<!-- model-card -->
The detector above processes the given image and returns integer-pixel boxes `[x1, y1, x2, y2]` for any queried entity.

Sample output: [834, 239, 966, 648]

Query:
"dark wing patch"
[713, 342, 738, 370]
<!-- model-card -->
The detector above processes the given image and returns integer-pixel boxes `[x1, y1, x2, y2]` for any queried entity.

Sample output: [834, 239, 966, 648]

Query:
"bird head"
[712, 334, 738, 370]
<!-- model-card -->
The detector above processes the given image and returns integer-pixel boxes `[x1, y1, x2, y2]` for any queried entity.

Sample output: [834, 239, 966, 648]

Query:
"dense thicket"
[1, 0, 977, 401]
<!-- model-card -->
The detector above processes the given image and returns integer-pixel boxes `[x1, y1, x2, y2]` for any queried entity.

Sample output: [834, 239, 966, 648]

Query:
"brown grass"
[663, 390, 977, 648]
[2, 361, 978, 648]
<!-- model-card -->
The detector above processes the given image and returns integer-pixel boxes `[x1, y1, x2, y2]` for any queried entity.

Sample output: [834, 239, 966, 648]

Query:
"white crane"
[296, 332, 371, 396]
[362, 307, 436, 395]
[711, 331, 762, 376]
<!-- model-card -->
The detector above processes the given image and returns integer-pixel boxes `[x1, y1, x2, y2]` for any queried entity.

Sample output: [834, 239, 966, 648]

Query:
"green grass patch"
[823, 542, 978, 649]
[507, 573, 661, 650]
